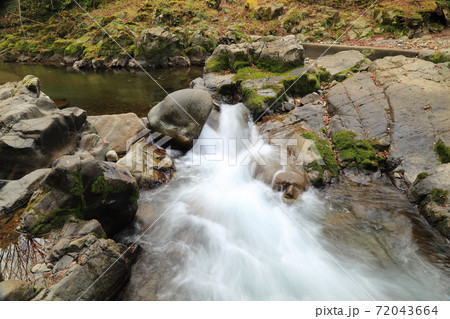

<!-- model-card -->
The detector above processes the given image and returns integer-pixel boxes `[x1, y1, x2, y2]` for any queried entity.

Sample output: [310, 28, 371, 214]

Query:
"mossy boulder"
[205, 36, 304, 73]
[135, 26, 182, 62]
[20, 154, 138, 237]
[64, 42, 86, 56]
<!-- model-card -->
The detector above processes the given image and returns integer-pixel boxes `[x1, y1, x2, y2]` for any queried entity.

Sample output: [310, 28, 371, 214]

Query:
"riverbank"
[1, 0, 449, 70]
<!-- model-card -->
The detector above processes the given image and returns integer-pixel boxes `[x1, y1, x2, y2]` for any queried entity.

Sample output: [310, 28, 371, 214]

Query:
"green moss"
[417, 172, 430, 180]
[50, 39, 73, 55]
[91, 175, 128, 200]
[431, 188, 449, 204]
[129, 188, 140, 204]
[70, 172, 86, 213]
[233, 67, 282, 82]
[64, 42, 86, 56]
[282, 73, 320, 97]
[317, 67, 331, 83]
[255, 59, 300, 73]
[205, 51, 230, 72]
[303, 132, 339, 186]
[333, 130, 383, 171]
[434, 141, 450, 164]
[335, 64, 360, 82]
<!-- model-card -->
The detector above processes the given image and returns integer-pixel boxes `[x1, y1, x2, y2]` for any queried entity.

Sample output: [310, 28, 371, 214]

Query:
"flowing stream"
[120, 103, 450, 300]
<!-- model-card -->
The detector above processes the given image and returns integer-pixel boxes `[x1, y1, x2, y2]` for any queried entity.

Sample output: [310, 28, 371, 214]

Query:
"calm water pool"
[0, 61, 203, 117]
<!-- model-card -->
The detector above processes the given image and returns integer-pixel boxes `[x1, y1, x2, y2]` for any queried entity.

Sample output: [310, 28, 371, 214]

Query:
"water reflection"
[0, 61, 203, 117]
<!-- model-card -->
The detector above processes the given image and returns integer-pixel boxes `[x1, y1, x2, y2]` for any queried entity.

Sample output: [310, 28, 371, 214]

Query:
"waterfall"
[119, 103, 450, 301]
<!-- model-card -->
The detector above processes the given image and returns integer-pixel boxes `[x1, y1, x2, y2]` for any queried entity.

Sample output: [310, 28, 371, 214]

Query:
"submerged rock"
[147, 89, 214, 152]
[0, 75, 87, 179]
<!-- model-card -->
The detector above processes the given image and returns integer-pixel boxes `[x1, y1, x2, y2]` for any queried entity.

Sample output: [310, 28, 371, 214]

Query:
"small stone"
[393, 172, 402, 179]
[283, 102, 295, 111]
[106, 150, 118, 162]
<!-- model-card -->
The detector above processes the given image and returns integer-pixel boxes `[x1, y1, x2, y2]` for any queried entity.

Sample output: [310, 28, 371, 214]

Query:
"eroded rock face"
[326, 72, 390, 142]
[87, 113, 146, 155]
[20, 154, 139, 237]
[369, 56, 450, 184]
[0, 76, 87, 179]
[30, 218, 139, 301]
[147, 89, 214, 152]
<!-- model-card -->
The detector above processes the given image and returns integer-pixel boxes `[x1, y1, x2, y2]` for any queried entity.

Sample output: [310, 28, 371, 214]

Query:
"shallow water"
[0, 61, 203, 117]
[118, 103, 450, 301]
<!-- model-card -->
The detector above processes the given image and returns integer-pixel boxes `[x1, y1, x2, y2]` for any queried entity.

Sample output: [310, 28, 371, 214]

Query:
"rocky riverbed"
[0, 34, 449, 300]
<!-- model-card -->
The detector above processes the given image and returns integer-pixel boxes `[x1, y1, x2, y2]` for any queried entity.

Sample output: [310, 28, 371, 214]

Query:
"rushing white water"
[119, 103, 450, 301]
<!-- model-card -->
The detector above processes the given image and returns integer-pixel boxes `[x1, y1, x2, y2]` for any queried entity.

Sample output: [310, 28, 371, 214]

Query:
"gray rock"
[0, 168, 50, 216]
[301, 92, 321, 105]
[34, 237, 138, 301]
[369, 56, 450, 183]
[87, 113, 146, 154]
[0, 76, 87, 179]
[53, 255, 74, 273]
[0, 280, 35, 301]
[190, 77, 207, 90]
[326, 72, 390, 140]
[77, 133, 110, 160]
[203, 72, 235, 92]
[117, 138, 175, 188]
[282, 102, 295, 111]
[316, 50, 365, 79]
[147, 89, 214, 151]
[20, 154, 138, 236]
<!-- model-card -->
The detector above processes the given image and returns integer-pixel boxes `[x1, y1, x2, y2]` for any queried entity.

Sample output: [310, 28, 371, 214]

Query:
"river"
[0, 61, 203, 117]
[118, 103, 450, 300]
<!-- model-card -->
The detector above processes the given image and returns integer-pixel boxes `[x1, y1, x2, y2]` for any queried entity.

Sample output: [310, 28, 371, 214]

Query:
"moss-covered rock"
[20, 155, 138, 237]
[303, 132, 339, 187]
[333, 130, 385, 171]
[50, 39, 74, 55]
[282, 73, 320, 97]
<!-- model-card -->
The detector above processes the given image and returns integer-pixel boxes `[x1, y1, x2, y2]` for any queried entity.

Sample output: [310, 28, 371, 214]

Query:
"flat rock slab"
[88, 113, 146, 154]
[316, 50, 365, 78]
[369, 56, 450, 183]
[326, 72, 390, 141]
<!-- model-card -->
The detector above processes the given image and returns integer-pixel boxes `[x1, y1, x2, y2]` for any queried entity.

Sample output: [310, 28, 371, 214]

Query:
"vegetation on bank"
[0, 0, 448, 64]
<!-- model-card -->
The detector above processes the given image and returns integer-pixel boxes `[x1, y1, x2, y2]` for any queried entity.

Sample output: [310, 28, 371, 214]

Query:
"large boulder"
[135, 27, 181, 66]
[87, 113, 146, 154]
[30, 218, 139, 301]
[147, 89, 214, 151]
[0, 75, 87, 179]
[205, 35, 305, 73]
[20, 154, 139, 237]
